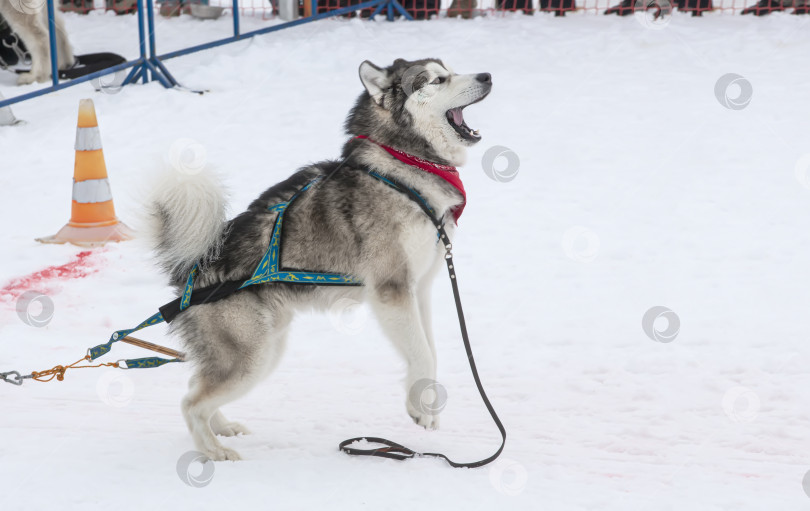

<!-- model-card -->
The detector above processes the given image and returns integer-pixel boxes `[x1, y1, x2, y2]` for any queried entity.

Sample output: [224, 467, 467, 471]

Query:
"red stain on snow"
[0, 250, 101, 301]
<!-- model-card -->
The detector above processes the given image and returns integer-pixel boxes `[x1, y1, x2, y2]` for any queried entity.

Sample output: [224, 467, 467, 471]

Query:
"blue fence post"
[232, 0, 240, 37]
[368, 0, 386, 18]
[390, 0, 413, 19]
[311, 0, 317, 16]
[146, 0, 158, 82]
[141, 0, 179, 88]
[121, 0, 150, 86]
[46, 0, 59, 87]
[138, 0, 149, 83]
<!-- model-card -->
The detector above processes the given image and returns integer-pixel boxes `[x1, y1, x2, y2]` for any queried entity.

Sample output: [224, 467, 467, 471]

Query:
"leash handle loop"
[338, 437, 417, 461]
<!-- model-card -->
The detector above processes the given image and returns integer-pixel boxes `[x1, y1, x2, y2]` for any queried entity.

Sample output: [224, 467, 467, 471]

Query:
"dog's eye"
[431, 77, 446, 85]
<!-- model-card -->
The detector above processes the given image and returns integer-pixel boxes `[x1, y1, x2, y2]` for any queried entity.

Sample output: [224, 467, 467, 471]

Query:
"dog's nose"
[476, 73, 492, 84]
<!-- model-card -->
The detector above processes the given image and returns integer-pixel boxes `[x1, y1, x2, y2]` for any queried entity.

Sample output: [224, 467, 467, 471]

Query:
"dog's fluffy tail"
[145, 168, 228, 282]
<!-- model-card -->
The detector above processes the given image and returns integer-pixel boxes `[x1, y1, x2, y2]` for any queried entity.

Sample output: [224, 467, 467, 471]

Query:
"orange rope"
[30, 356, 120, 382]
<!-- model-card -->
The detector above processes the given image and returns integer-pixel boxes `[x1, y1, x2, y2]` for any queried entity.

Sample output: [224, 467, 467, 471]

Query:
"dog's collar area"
[353, 135, 466, 222]
[354, 135, 457, 172]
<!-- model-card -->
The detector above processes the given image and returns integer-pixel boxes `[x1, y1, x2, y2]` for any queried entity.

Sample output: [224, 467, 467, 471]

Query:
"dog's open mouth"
[446, 106, 481, 142]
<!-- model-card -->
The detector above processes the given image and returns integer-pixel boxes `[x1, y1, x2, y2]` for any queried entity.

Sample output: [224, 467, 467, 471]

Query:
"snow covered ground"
[2, 10, 810, 511]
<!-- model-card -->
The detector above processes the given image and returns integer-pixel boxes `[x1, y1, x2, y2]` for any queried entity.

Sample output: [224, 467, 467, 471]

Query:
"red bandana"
[355, 135, 466, 223]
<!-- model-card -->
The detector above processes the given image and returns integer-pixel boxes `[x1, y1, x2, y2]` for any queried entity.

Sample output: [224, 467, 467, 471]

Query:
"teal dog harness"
[87, 169, 442, 368]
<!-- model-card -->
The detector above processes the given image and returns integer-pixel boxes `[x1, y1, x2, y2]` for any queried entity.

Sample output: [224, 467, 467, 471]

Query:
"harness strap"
[239, 179, 359, 290]
[88, 310, 169, 361]
[160, 177, 361, 324]
[91, 176, 361, 363]
[367, 170, 439, 221]
[338, 171, 507, 469]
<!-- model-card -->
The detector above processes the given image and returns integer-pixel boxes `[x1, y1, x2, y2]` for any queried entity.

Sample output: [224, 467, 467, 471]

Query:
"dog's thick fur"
[148, 58, 492, 461]
[0, 0, 74, 84]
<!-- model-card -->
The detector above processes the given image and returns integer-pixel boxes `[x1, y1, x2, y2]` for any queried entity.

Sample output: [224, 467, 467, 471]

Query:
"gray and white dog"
[148, 58, 492, 461]
[0, 0, 74, 84]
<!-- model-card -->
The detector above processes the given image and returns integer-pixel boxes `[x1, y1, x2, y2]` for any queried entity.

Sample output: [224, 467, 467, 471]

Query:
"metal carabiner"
[0, 370, 24, 386]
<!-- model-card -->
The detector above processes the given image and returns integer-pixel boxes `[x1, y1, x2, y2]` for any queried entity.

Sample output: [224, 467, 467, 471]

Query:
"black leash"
[338, 173, 506, 468]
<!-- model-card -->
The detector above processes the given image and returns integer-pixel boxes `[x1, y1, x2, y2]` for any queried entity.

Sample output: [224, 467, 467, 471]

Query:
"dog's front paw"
[204, 444, 242, 461]
[407, 401, 441, 430]
[213, 421, 251, 437]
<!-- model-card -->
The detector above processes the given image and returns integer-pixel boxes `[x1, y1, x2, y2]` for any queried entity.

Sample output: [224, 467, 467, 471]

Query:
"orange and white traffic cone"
[36, 99, 134, 247]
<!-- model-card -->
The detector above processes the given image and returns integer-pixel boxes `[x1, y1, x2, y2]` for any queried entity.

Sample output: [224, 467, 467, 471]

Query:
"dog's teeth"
[473, 129, 480, 135]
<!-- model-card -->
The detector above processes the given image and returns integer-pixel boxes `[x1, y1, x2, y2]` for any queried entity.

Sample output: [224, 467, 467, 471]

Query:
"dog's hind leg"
[182, 373, 248, 461]
[207, 319, 289, 437]
[370, 279, 439, 430]
[208, 321, 291, 438]
[180, 299, 291, 461]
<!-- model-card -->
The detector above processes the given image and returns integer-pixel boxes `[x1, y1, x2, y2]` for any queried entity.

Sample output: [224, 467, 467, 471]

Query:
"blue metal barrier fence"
[0, 0, 410, 110]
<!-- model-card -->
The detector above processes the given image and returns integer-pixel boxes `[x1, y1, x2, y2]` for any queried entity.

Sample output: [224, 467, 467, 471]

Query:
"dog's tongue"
[451, 108, 463, 125]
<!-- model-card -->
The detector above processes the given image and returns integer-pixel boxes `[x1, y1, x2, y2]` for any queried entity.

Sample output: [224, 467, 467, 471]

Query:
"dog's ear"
[359, 61, 391, 107]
